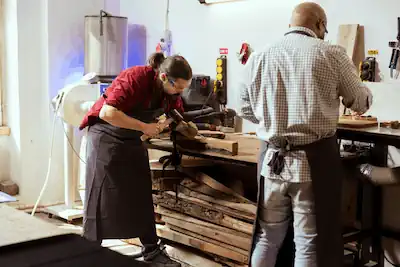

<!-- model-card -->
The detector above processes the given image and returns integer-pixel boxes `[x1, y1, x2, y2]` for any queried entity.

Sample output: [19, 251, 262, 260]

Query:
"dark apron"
[249, 134, 344, 267]
[83, 98, 164, 241]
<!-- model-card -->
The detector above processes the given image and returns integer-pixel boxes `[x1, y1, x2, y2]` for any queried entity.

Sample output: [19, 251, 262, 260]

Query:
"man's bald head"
[290, 2, 328, 39]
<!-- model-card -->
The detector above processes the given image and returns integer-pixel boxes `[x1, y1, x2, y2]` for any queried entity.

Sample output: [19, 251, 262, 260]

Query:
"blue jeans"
[251, 177, 317, 267]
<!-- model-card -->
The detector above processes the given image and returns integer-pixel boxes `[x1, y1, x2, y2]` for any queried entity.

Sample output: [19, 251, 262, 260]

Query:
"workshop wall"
[0, 0, 120, 205]
[120, 0, 400, 130]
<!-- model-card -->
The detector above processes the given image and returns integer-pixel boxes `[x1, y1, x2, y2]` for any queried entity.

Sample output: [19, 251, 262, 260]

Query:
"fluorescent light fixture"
[199, 0, 237, 4]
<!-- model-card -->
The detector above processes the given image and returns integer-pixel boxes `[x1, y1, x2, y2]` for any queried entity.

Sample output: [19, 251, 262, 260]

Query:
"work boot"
[143, 244, 181, 267]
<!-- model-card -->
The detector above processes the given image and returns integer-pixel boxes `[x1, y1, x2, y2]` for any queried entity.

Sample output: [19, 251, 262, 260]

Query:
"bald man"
[239, 2, 372, 267]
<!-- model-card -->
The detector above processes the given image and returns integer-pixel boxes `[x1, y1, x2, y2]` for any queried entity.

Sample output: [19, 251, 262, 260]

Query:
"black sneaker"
[143, 244, 181, 267]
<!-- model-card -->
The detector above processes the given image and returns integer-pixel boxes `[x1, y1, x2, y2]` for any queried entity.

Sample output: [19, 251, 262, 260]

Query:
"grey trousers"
[250, 178, 317, 267]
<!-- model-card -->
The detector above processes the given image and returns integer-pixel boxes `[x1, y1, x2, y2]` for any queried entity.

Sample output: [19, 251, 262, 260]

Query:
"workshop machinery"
[182, 55, 235, 131]
[32, 10, 128, 221]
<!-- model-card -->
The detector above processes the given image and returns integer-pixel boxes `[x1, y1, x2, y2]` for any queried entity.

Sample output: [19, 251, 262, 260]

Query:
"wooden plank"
[180, 178, 239, 202]
[337, 24, 361, 116]
[181, 169, 254, 204]
[338, 115, 378, 128]
[178, 182, 257, 215]
[156, 225, 248, 264]
[161, 215, 251, 251]
[337, 24, 359, 64]
[198, 130, 226, 139]
[168, 224, 248, 256]
[153, 194, 253, 235]
[197, 136, 239, 156]
[156, 206, 251, 239]
[164, 191, 254, 222]
[148, 133, 260, 164]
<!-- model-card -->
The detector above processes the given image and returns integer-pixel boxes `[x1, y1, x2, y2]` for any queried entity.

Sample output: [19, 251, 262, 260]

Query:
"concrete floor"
[33, 212, 144, 256]
[32, 212, 219, 267]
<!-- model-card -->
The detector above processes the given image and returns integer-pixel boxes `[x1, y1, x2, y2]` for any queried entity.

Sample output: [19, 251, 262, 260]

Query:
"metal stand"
[44, 123, 83, 223]
[159, 130, 182, 176]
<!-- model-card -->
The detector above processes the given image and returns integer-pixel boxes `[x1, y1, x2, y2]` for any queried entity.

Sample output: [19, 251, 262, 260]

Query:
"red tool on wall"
[237, 42, 253, 65]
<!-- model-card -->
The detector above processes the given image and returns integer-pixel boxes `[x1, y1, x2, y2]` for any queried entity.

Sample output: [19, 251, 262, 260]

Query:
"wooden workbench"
[147, 128, 400, 267]
[146, 133, 261, 165]
[0, 204, 71, 247]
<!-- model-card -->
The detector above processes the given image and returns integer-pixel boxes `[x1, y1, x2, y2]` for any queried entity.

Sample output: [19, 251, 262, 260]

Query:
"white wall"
[121, 0, 400, 265]
[0, 0, 121, 205]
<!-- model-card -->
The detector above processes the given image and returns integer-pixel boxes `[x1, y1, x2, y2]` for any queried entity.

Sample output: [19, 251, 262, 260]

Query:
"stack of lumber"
[151, 166, 256, 266]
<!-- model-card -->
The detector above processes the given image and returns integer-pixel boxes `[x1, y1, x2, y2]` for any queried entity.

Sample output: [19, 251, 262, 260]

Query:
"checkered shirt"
[238, 26, 373, 183]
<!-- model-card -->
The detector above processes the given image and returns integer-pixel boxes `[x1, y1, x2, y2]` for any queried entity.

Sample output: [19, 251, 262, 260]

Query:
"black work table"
[338, 126, 400, 148]
[337, 126, 400, 267]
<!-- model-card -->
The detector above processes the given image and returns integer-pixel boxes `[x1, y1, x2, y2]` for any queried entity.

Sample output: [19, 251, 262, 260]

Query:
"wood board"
[196, 136, 239, 156]
[181, 169, 254, 204]
[153, 193, 254, 235]
[338, 115, 378, 128]
[337, 24, 360, 64]
[161, 214, 251, 251]
[156, 206, 251, 240]
[156, 225, 249, 264]
[148, 133, 260, 164]
[337, 24, 364, 116]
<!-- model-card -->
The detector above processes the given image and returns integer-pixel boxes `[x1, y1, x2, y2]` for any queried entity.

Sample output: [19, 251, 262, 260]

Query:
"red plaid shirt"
[80, 66, 184, 130]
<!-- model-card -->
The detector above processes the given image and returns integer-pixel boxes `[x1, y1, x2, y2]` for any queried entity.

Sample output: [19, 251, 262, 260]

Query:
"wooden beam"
[337, 24, 363, 116]
[337, 24, 360, 64]
[160, 213, 251, 251]
[178, 181, 257, 215]
[181, 169, 254, 204]
[153, 193, 253, 235]
[197, 136, 239, 156]
[156, 225, 249, 264]
[168, 224, 248, 257]
[156, 206, 251, 239]
[164, 191, 254, 222]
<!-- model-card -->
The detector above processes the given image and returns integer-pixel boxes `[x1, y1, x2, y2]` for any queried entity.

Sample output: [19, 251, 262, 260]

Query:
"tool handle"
[140, 118, 174, 142]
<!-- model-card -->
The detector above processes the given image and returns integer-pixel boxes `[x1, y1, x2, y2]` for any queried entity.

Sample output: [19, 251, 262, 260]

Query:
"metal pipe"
[64, 123, 76, 208]
[359, 164, 400, 185]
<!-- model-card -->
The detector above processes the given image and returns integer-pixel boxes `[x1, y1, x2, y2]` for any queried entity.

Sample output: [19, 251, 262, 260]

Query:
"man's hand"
[350, 110, 365, 116]
[142, 123, 162, 137]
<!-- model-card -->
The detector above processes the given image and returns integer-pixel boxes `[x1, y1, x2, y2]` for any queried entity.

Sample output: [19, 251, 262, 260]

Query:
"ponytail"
[148, 52, 166, 70]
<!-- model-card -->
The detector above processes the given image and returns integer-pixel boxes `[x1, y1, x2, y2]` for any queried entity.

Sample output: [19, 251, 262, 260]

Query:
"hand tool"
[141, 109, 198, 141]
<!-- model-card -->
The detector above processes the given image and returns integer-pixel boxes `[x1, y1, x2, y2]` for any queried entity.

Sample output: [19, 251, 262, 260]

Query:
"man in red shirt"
[80, 52, 192, 267]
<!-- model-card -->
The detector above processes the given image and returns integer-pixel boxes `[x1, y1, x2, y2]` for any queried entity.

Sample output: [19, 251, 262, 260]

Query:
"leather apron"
[83, 96, 164, 241]
[248, 29, 344, 267]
